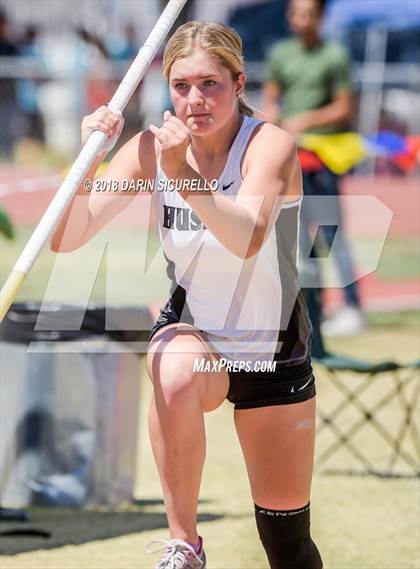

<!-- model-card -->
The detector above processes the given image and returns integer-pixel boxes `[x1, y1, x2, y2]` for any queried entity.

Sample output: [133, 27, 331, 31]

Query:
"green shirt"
[264, 38, 352, 134]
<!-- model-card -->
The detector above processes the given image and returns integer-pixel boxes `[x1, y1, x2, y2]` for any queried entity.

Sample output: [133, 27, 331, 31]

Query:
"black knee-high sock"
[254, 502, 323, 569]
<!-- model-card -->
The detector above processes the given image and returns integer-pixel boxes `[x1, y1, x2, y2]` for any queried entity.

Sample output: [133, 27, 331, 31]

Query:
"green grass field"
[0, 227, 419, 568]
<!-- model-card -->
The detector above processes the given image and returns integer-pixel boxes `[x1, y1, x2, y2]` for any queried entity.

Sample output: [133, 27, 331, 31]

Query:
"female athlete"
[51, 21, 324, 569]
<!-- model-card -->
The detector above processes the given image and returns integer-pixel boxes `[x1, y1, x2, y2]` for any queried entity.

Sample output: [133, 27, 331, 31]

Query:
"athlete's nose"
[188, 85, 205, 106]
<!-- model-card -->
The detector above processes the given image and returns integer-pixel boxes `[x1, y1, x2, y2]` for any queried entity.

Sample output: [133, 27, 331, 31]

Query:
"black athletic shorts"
[148, 319, 316, 410]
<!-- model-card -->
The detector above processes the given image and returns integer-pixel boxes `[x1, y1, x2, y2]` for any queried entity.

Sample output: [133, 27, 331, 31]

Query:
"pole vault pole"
[0, 0, 188, 322]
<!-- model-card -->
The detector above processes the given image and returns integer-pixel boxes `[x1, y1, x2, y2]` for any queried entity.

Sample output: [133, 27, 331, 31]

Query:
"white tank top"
[155, 115, 312, 366]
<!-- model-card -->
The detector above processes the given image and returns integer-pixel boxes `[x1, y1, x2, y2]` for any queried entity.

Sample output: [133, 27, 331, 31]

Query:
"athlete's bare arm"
[50, 106, 156, 252]
[238, 122, 302, 250]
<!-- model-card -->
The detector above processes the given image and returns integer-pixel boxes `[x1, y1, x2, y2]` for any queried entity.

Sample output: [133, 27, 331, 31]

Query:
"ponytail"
[238, 94, 255, 117]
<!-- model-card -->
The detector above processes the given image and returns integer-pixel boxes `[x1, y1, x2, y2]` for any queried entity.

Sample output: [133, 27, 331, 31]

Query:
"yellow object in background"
[96, 162, 109, 176]
[299, 132, 367, 174]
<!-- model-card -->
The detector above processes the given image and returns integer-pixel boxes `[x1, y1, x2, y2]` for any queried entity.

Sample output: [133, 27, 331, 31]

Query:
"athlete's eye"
[174, 82, 188, 90]
[203, 80, 216, 87]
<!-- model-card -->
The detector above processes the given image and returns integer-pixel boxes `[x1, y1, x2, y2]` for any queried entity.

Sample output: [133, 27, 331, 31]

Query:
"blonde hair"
[163, 21, 255, 117]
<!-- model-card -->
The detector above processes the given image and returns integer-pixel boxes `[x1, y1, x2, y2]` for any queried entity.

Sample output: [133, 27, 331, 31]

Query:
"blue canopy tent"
[323, 0, 420, 63]
[324, 0, 420, 31]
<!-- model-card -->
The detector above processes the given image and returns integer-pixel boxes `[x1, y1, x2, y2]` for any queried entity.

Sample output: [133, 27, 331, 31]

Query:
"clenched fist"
[149, 111, 191, 178]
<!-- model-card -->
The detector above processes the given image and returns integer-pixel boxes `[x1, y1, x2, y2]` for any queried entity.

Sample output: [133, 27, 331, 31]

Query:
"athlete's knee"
[254, 502, 323, 569]
[149, 352, 201, 405]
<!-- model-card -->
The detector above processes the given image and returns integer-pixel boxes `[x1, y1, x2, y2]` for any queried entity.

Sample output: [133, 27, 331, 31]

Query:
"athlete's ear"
[235, 72, 246, 97]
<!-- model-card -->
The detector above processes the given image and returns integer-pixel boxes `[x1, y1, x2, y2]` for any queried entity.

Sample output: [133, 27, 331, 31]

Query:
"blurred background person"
[105, 23, 138, 61]
[105, 23, 145, 145]
[0, 7, 19, 159]
[262, 0, 366, 346]
[16, 25, 44, 143]
[75, 25, 113, 113]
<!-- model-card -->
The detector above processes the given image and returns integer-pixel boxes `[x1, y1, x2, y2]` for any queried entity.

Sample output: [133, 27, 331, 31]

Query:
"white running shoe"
[146, 537, 206, 568]
[321, 305, 367, 337]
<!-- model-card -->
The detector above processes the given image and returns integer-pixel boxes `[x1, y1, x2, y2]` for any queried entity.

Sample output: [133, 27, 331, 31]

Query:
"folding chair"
[313, 354, 420, 477]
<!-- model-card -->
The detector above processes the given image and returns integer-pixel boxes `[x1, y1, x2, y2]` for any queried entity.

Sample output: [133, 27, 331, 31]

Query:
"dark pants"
[298, 168, 360, 357]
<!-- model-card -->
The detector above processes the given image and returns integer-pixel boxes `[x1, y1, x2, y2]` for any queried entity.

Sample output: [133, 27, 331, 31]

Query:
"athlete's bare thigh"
[147, 323, 230, 413]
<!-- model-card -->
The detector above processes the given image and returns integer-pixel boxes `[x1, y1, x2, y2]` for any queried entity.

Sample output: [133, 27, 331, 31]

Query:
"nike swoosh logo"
[297, 377, 313, 391]
[291, 378, 311, 394]
[222, 181, 234, 191]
